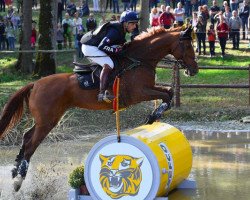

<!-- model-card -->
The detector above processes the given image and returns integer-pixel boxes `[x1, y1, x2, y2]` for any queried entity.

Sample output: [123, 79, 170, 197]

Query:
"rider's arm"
[98, 28, 122, 55]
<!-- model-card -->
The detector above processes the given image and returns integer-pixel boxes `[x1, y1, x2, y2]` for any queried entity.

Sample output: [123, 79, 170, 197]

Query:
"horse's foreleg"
[143, 86, 173, 124]
[12, 126, 35, 179]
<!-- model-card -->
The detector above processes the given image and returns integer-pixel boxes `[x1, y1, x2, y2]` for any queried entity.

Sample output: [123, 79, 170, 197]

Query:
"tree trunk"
[34, 0, 57, 77]
[139, 0, 149, 32]
[15, 0, 33, 73]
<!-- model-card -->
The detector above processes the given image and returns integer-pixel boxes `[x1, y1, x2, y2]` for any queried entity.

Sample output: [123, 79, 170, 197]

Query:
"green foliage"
[68, 165, 85, 189]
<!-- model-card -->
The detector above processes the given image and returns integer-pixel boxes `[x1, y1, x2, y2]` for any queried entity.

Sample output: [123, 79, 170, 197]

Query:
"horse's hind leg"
[13, 120, 60, 191]
[12, 125, 35, 178]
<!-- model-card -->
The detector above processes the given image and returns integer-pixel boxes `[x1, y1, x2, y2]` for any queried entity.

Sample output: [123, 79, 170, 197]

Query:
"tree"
[15, 0, 33, 73]
[34, 0, 57, 77]
[139, 0, 149, 32]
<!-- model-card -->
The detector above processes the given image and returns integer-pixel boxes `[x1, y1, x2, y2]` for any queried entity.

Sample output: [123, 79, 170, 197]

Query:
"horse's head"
[171, 26, 199, 76]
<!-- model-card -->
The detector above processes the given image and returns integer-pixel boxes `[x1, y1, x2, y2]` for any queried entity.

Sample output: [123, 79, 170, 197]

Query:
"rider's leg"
[98, 64, 112, 102]
[81, 45, 115, 102]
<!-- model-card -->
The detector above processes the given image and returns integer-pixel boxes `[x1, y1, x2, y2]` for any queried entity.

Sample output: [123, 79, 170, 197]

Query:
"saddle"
[73, 62, 102, 90]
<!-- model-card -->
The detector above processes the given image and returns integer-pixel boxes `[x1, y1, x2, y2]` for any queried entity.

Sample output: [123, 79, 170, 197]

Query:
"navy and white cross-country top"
[83, 22, 126, 55]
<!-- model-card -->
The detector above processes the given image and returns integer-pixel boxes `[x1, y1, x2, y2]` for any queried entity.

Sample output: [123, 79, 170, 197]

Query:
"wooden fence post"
[173, 64, 181, 107]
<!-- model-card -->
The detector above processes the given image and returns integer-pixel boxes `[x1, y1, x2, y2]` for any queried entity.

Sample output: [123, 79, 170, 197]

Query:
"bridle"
[170, 35, 194, 69]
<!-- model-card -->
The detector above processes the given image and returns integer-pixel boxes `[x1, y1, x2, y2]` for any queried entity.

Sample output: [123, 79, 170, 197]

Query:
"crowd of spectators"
[149, 0, 249, 57]
[0, 0, 249, 59]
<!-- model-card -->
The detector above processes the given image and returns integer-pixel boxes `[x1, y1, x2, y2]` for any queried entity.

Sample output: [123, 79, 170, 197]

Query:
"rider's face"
[126, 22, 137, 33]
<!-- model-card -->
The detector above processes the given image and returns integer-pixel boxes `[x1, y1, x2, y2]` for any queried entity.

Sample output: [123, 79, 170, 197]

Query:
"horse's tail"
[0, 83, 34, 139]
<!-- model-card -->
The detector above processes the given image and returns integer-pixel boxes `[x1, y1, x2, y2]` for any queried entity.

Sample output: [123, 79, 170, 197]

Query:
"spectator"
[210, 0, 220, 26]
[86, 13, 97, 31]
[122, 0, 130, 11]
[62, 12, 73, 48]
[217, 15, 229, 58]
[223, 5, 232, 24]
[113, 0, 119, 13]
[6, 5, 14, 20]
[62, 0, 68, 10]
[130, 0, 137, 11]
[192, 0, 199, 12]
[159, 4, 166, 15]
[195, 15, 206, 55]
[30, 22, 37, 49]
[5, 0, 13, 7]
[191, 12, 198, 28]
[229, 10, 241, 49]
[106, 0, 112, 11]
[202, 5, 210, 26]
[99, 15, 107, 26]
[17, 0, 21, 13]
[221, 1, 230, 13]
[0, 0, 5, 12]
[230, 0, 238, 12]
[200, 0, 208, 6]
[207, 24, 216, 57]
[116, 15, 120, 22]
[110, 14, 117, 21]
[58, 0, 64, 23]
[159, 6, 175, 29]
[5, 20, 15, 50]
[174, 2, 185, 26]
[66, 0, 77, 17]
[10, 12, 20, 31]
[172, 0, 177, 9]
[56, 23, 64, 50]
[32, 0, 38, 10]
[184, 0, 192, 17]
[239, 0, 249, 40]
[93, 0, 100, 12]
[150, 7, 160, 27]
[73, 11, 83, 49]
[0, 16, 5, 50]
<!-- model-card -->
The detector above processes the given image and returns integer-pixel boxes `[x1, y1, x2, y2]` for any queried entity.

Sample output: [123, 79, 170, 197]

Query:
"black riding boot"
[98, 65, 113, 103]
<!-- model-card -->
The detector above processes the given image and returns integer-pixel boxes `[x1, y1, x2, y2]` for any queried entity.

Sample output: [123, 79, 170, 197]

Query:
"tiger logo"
[99, 154, 144, 199]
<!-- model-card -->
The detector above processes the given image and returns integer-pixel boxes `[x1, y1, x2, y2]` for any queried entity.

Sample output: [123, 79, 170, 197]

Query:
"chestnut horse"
[0, 26, 198, 191]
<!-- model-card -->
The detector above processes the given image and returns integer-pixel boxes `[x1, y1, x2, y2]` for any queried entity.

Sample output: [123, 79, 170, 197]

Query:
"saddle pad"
[76, 72, 99, 90]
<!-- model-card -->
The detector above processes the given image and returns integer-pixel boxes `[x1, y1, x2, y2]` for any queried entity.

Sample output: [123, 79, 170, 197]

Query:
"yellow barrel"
[85, 122, 192, 200]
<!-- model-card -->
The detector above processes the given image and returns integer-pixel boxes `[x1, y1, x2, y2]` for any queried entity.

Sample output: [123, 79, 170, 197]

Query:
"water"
[0, 131, 250, 200]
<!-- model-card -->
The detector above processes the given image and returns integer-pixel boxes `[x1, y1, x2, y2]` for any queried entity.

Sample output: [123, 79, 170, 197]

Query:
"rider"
[81, 10, 139, 103]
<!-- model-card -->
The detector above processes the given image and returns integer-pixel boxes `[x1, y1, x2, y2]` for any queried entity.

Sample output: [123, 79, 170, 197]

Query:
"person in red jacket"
[207, 24, 216, 57]
[30, 22, 37, 49]
[159, 6, 175, 29]
[217, 15, 229, 58]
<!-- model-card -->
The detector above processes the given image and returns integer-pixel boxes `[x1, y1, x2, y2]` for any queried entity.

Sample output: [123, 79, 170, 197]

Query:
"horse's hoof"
[145, 114, 156, 125]
[13, 175, 24, 192]
[11, 167, 18, 178]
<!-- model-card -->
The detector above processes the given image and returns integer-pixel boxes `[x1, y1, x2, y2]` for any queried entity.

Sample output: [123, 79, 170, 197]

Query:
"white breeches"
[81, 44, 114, 69]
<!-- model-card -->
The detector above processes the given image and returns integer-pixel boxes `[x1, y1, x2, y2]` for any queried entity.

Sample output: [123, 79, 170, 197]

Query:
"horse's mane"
[134, 26, 182, 41]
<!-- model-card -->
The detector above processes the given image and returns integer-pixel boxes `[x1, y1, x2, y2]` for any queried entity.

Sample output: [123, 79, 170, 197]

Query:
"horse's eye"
[107, 162, 112, 166]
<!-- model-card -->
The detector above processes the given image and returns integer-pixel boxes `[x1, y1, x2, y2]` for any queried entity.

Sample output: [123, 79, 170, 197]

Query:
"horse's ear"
[180, 26, 192, 40]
